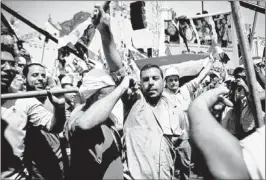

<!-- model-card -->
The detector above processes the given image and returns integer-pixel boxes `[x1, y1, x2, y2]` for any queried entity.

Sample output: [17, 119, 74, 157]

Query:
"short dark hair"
[202, 10, 208, 14]
[23, 63, 45, 77]
[140, 64, 163, 79]
[233, 67, 244, 78]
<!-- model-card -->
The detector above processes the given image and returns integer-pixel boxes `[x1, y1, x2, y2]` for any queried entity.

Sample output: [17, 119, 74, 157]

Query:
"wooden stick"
[230, 1, 264, 128]
[1, 2, 58, 43]
[249, 1, 260, 49]
[1, 88, 79, 100]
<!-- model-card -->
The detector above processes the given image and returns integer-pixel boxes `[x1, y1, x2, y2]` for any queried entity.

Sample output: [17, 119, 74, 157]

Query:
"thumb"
[200, 86, 229, 108]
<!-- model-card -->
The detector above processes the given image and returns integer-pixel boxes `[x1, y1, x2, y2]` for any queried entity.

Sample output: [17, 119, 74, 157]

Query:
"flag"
[59, 11, 91, 36]
[58, 17, 93, 49]
[45, 18, 60, 39]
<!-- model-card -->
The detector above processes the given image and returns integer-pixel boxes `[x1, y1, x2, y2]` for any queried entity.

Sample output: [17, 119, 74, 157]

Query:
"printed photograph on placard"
[164, 20, 180, 44]
[192, 15, 215, 45]
[212, 13, 233, 48]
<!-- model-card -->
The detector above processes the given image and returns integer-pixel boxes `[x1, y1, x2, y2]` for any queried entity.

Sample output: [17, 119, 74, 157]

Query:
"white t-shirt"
[240, 125, 265, 179]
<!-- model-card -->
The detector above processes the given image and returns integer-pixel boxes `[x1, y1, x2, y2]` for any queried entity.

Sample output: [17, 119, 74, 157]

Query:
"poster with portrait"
[164, 11, 239, 69]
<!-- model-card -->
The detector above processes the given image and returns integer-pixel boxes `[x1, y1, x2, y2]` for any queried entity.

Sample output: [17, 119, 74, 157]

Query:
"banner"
[164, 11, 238, 69]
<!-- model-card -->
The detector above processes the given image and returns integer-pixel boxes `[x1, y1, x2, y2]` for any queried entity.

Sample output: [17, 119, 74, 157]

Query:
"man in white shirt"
[1, 47, 66, 179]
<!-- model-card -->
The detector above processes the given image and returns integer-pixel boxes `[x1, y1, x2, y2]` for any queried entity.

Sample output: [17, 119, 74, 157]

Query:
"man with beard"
[89, 6, 204, 179]
[1, 46, 66, 179]
[22, 63, 67, 179]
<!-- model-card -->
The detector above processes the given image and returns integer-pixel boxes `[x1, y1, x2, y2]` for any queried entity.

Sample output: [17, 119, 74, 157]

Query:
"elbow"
[75, 117, 105, 131]
[48, 117, 66, 133]
[48, 121, 65, 133]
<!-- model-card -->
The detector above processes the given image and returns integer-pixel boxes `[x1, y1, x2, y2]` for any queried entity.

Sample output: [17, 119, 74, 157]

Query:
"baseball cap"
[164, 67, 180, 79]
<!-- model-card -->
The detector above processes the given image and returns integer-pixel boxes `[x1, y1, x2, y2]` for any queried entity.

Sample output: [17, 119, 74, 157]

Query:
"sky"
[2, 1, 265, 37]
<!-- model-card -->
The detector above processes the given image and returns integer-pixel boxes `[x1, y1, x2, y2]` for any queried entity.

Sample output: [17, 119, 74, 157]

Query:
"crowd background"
[1, 2, 265, 180]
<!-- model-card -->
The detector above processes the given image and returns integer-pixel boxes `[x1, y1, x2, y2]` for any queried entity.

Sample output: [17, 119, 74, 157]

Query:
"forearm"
[50, 105, 66, 133]
[76, 85, 126, 130]
[195, 58, 213, 84]
[188, 100, 250, 179]
[99, 28, 123, 72]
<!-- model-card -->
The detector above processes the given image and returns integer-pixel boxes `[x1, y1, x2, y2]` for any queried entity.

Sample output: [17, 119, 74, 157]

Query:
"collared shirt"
[163, 79, 198, 132]
[1, 98, 53, 179]
[240, 125, 265, 180]
[123, 90, 186, 179]
[163, 79, 198, 112]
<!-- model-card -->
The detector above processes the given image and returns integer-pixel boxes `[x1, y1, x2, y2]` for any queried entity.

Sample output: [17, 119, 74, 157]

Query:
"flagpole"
[202, 1, 204, 14]
[249, 1, 260, 49]
[41, 36, 48, 64]
[230, 1, 264, 128]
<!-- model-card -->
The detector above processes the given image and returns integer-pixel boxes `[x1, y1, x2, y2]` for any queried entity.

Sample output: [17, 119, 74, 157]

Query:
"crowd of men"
[1, 6, 265, 180]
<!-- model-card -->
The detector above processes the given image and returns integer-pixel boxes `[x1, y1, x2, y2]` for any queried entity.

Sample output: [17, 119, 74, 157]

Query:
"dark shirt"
[65, 105, 123, 179]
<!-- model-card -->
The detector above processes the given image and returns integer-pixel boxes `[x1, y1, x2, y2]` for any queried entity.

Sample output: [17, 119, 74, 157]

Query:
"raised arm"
[188, 87, 250, 179]
[74, 76, 131, 130]
[194, 54, 215, 85]
[93, 6, 123, 72]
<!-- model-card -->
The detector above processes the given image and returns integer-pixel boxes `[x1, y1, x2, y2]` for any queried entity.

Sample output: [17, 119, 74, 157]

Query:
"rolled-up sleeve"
[26, 98, 53, 131]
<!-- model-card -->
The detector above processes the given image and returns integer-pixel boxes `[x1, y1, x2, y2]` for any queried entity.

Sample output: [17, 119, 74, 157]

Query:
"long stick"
[230, 1, 264, 128]
[239, 1, 265, 14]
[41, 40, 46, 64]
[1, 88, 79, 100]
[201, 1, 204, 14]
[249, 1, 260, 49]
[1, 2, 58, 43]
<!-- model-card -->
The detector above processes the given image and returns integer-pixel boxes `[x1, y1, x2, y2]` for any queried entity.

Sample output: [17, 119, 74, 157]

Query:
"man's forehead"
[141, 67, 161, 77]
[28, 65, 45, 72]
[1, 51, 15, 62]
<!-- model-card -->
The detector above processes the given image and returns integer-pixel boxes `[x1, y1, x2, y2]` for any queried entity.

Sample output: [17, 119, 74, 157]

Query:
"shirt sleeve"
[240, 125, 265, 180]
[25, 98, 53, 131]
[180, 79, 199, 99]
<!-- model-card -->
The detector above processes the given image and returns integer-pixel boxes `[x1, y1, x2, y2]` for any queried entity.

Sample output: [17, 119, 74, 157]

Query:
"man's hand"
[191, 85, 233, 111]
[92, 6, 110, 33]
[119, 76, 139, 96]
[236, 78, 249, 91]
[46, 87, 65, 107]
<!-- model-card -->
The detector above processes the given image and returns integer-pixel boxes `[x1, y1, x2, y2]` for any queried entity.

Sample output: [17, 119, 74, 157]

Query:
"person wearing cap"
[163, 54, 214, 179]
[1, 46, 66, 180]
